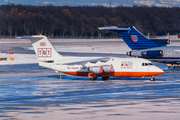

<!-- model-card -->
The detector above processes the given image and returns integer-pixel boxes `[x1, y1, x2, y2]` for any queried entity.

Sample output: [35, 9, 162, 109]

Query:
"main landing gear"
[90, 77, 97, 81]
[151, 76, 155, 81]
[90, 76, 109, 81]
[102, 77, 109, 81]
[88, 73, 110, 81]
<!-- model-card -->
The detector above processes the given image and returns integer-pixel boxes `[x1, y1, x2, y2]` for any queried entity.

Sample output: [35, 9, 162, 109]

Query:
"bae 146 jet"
[99, 26, 180, 67]
[17, 35, 163, 81]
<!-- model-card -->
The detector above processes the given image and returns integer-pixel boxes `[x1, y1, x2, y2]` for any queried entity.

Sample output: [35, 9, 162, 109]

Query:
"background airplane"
[98, 26, 180, 68]
[17, 35, 163, 81]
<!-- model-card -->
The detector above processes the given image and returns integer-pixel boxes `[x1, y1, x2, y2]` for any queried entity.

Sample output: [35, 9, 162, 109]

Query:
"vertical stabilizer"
[98, 26, 160, 50]
[17, 35, 62, 62]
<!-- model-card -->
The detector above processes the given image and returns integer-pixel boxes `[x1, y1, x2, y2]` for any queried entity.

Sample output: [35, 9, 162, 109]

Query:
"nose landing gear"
[151, 76, 155, 81]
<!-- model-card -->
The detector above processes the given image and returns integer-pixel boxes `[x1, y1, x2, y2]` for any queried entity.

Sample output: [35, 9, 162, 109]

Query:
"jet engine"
[126, 51, 132, 56]
[88, 66, 103, 74]
[102, 65, 114, 73]
[126, 50, 141, 57]
[141, 50, 163, 57]
[88, 65, 114, 74]
[127, 50, 163, 57]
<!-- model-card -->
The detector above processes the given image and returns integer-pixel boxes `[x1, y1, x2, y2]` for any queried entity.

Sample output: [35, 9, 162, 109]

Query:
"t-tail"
[16, 35, 62, 69]
[98, 26, 170, 50]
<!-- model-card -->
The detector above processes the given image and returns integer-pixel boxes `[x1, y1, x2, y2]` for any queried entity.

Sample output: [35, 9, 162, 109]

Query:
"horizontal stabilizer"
[16, 35, 45, 39]
[98, 26, 130, 31]
[16, 35, 47, 44]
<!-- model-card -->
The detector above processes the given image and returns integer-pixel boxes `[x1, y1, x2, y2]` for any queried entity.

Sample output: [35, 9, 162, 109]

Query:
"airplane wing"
[62, 57, 110, 65]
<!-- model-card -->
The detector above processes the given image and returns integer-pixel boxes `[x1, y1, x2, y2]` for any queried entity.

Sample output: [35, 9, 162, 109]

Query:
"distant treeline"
[0, 4, 180, 38]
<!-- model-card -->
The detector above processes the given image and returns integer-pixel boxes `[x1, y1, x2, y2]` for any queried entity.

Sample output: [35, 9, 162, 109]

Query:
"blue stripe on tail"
[117, 26, 159, 50]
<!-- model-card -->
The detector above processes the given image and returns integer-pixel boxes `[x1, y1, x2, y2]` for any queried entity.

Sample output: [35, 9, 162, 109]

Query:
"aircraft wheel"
[151, 77, 155, 81]
[102, 77, 109, 81]
[173, 65, 178, 69]
[167, 64, 172, 69]
[168, 66, 172, 69]
[90, 77, 97, 81]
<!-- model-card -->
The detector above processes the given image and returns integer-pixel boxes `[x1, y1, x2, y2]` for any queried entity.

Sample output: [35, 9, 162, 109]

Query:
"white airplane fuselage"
[17, 35, 163, 80]
[41, 57, 163, 78]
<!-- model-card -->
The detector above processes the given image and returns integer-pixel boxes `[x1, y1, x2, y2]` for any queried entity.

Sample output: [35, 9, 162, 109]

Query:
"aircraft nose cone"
[155, 67, 164, 74]
[149, 66, 164, 75]
[158, 68, 164, 73]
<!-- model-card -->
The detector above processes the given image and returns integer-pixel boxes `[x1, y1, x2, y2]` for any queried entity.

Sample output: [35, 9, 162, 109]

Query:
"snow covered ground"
[0, 53, 38, 65]
[0, 62, 180, 120]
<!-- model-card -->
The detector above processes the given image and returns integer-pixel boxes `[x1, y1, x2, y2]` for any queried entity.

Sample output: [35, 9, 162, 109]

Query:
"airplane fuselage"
[18, 35, 163, 81]
[129, 46, 180, 64]
[40, 57, 163, 78]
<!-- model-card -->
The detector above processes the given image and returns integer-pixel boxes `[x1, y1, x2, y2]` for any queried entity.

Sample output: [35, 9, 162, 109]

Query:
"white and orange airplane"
[17, 35, 163, 81]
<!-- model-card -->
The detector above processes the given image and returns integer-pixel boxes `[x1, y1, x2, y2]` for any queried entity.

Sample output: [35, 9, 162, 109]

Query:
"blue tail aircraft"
[98, 26, 180, 65]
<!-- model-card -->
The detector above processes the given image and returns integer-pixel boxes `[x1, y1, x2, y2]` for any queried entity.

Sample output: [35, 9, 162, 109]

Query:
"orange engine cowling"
[88, 66, 103, 74]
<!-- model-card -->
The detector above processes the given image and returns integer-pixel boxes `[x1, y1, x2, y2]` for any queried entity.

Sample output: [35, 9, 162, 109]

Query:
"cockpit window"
[145, 63, 148, 66]
[142, 63, 145, 66]
[142, 63, 153, 66]
[148, 63, 153, 66]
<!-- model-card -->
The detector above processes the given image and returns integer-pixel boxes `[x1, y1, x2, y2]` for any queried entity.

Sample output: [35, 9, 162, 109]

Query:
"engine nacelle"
[127, 50, 142, 57]
[126, 51, 132, 56]
[88, 65, 114, 74]
[150, 39, 170, 46]
[102, 65, 114, 73]
[88, 66, 103, 74]
[141, 50, 163, 57]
